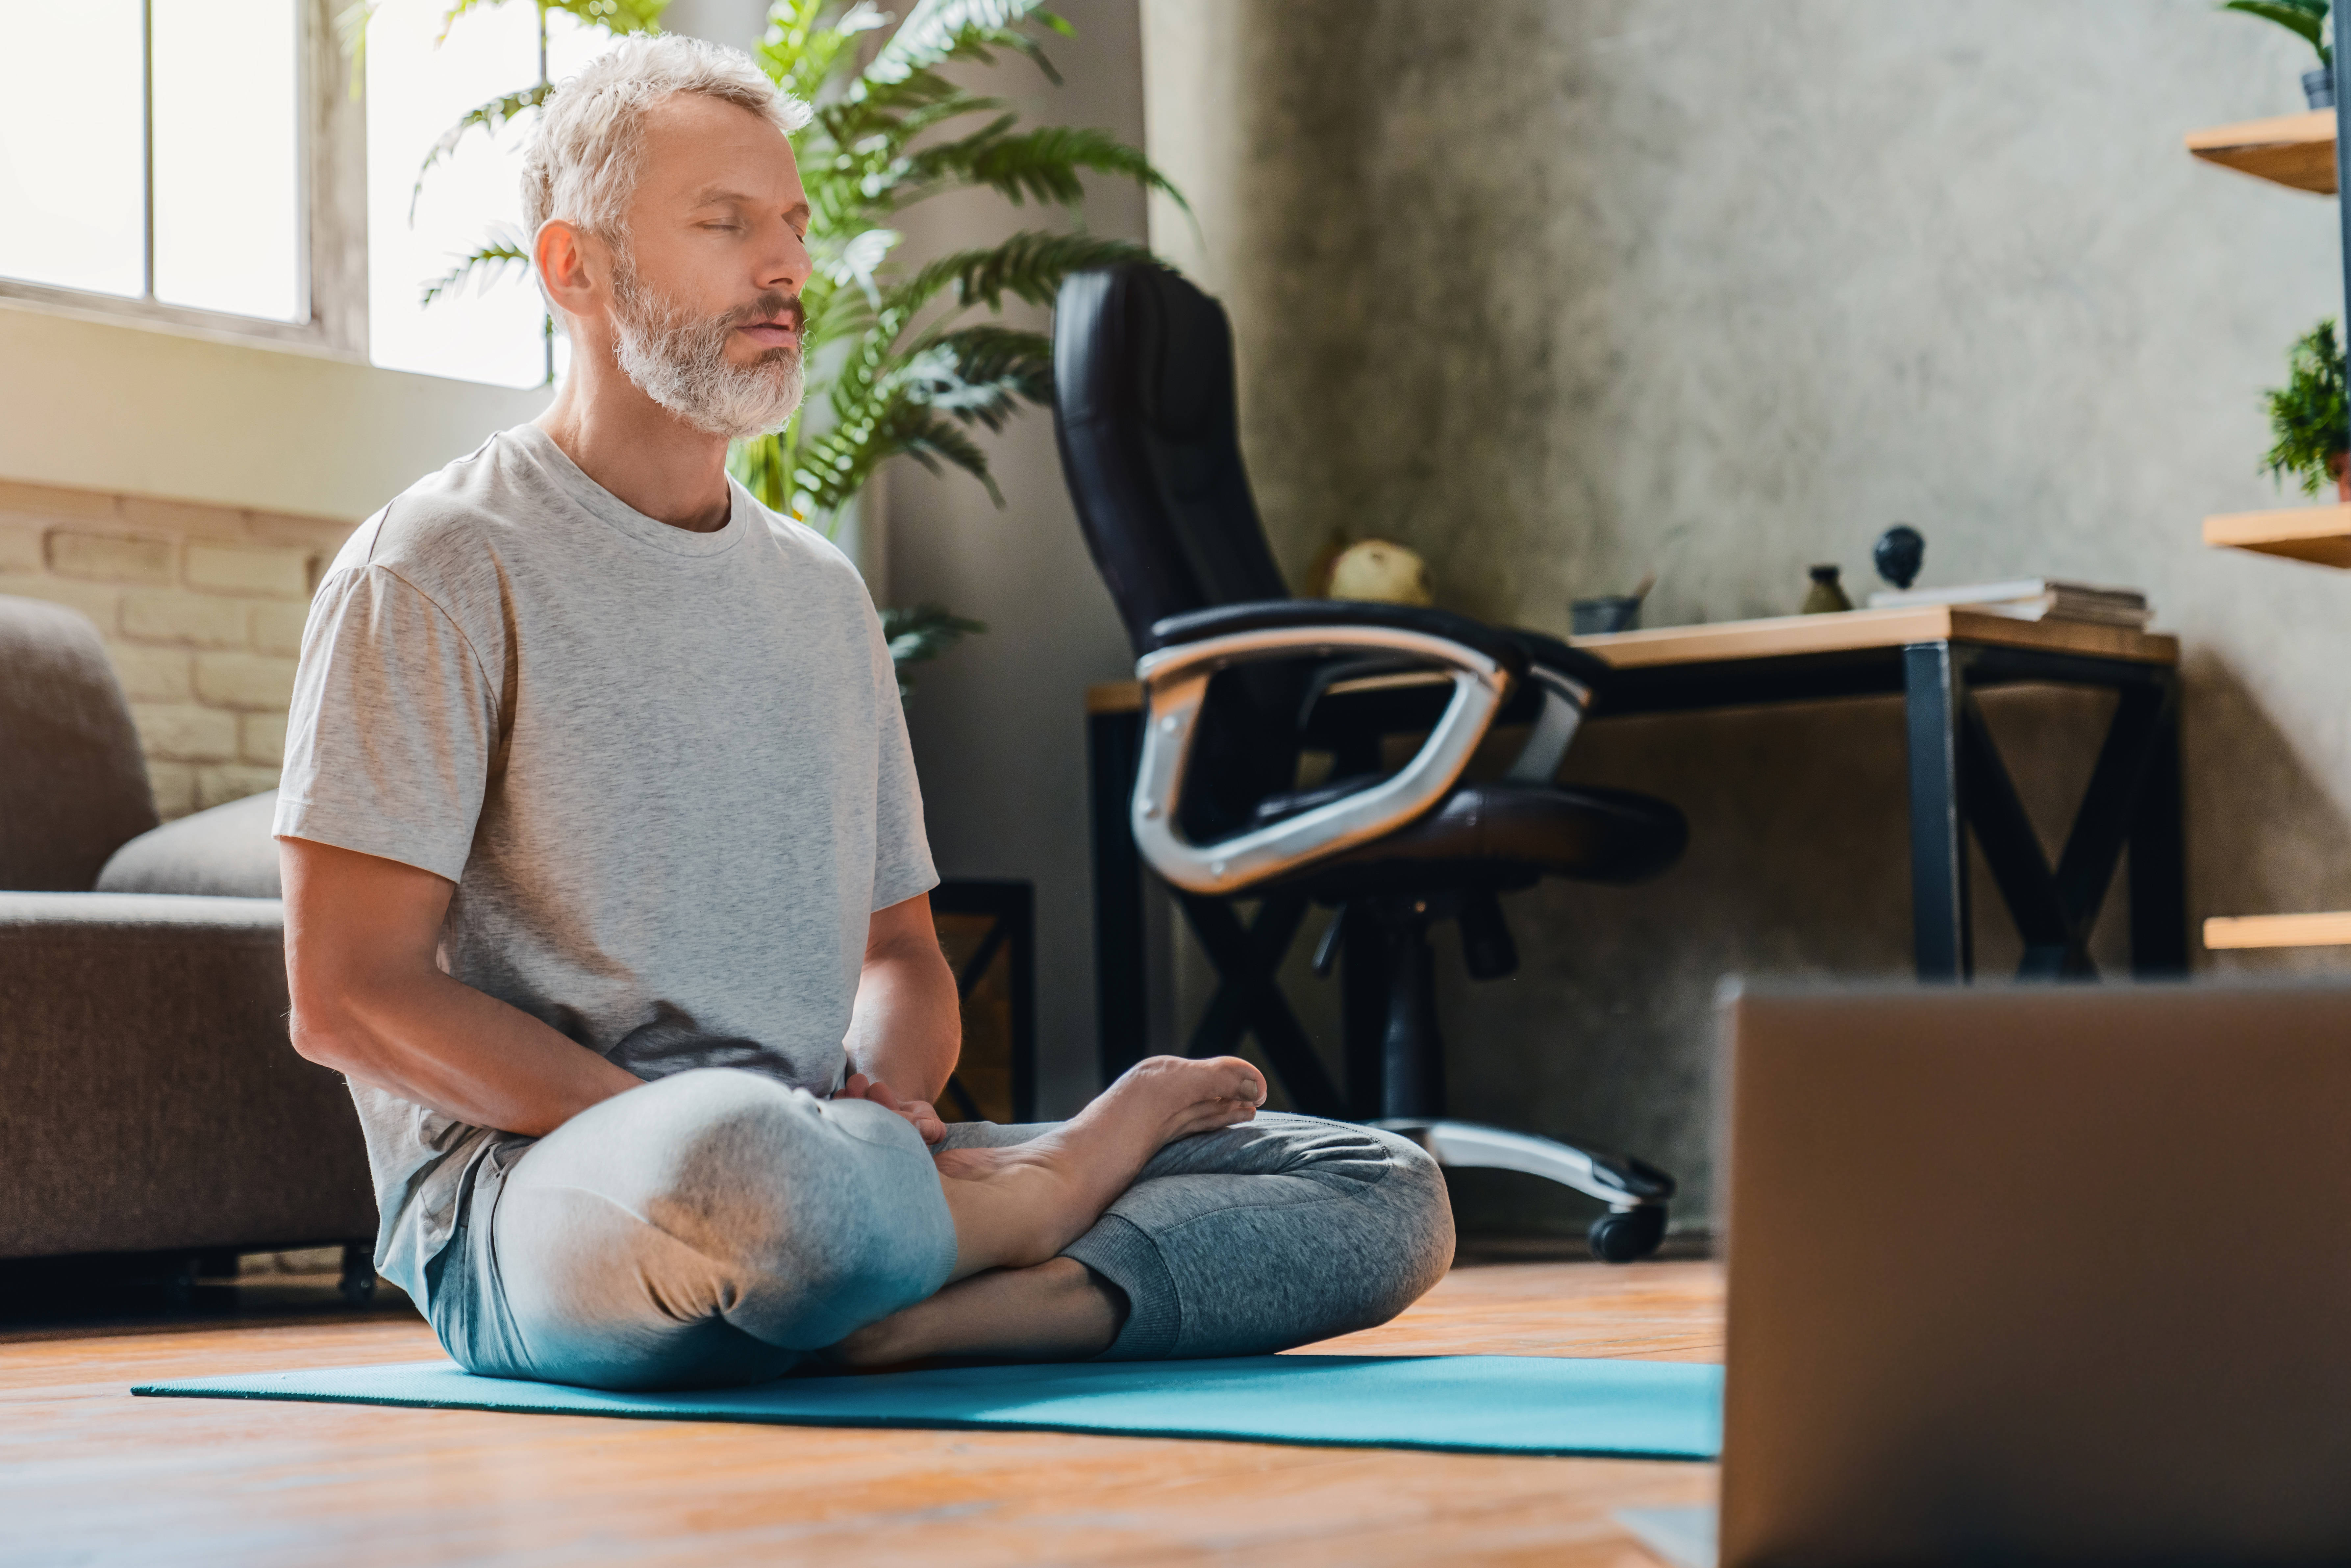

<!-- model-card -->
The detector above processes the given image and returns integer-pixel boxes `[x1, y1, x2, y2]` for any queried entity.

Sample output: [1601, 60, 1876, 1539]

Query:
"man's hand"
[840, 892, 961, 1140]
[836, 1071, 947, 1146]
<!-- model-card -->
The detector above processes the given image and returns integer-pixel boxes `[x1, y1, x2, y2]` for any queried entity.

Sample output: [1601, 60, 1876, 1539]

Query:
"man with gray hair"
[275, 35, 1452, 1392]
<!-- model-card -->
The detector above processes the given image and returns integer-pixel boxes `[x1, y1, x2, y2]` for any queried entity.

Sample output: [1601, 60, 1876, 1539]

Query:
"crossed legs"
[427, 1056, 1453, 1391]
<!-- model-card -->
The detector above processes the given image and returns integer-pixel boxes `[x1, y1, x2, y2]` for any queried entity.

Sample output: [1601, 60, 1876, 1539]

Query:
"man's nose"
[760, 227, 814, 295]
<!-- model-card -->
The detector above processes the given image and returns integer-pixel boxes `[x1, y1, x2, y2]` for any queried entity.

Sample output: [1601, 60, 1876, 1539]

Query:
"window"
[0, 0, 627, 384]
[365, 0, 622, 388]
[0, 0, 336, 344]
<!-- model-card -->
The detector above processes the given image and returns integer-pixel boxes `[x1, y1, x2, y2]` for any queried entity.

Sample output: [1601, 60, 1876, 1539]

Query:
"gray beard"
[608, 261, 804, 441]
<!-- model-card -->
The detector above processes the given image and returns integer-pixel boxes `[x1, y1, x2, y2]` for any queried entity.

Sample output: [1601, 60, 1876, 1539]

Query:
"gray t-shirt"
[275, 424, 936, 1303]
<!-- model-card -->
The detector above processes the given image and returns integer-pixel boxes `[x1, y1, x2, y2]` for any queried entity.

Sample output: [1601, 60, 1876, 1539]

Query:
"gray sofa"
[0, 594, 375, 1286]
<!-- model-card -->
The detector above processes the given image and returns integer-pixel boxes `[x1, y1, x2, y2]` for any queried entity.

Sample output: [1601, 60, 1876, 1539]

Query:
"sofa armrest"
[0, 893, 377, 1261]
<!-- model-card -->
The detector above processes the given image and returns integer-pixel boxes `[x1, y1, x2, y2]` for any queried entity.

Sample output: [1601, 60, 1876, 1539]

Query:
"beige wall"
[0, 303, 544, 522]
[1142, 0, 2351, 1230]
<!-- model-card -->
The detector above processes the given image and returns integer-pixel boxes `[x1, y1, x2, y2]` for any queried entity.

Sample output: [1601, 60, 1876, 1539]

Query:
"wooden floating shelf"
[2203, 502, 2351, 566]
[2185, 110, 2337, 195]
[2205, 911, 2351, 949]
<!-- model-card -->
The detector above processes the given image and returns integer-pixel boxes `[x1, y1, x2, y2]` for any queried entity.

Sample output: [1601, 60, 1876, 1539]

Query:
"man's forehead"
[638, 93, 802, 194]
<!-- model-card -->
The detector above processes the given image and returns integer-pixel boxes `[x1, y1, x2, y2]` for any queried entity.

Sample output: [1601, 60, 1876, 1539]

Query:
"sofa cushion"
[0, 595, 158, 889]
[97, 789, 283, 899]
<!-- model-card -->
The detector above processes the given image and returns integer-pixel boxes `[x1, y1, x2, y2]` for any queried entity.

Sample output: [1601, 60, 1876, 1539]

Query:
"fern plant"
[2263, 318, 2349, 496]
[732, 0, 1179, 527]
[345, 0, 1181, 687]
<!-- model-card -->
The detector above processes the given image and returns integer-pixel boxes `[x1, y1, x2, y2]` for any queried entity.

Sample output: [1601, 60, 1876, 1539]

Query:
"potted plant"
[347, 0, 1183, 692]
[2262, 318, 2350, 500]
[2220, 0, 2335, 108]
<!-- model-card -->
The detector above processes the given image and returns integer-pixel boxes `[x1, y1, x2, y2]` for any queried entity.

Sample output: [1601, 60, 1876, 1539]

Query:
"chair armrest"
[0, 893, 377, 1260]
[1504, 628, 1609, 692]
[1130, 602, 1525, 895]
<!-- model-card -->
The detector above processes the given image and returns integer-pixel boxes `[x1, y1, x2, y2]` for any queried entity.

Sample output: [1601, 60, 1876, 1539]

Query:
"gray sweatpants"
[428, 1067, 1456, 1391]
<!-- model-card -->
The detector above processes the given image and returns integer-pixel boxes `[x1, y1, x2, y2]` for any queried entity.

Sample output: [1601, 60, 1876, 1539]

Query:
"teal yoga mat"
[135, 1354, 1722, 1459]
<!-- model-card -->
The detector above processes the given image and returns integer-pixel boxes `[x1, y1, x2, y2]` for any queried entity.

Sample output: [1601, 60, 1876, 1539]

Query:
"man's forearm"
[843, 915, 961, 1102]
[299, 968, 641, 1137]
[283, 836, 643, 1137]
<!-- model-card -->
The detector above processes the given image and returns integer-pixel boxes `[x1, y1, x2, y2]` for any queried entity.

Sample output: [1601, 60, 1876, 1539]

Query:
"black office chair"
[1051, 263, 1692, 1262]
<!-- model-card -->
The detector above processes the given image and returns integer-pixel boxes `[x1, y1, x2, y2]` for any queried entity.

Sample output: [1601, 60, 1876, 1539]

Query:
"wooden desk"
[1087, 609, 2186, 1082]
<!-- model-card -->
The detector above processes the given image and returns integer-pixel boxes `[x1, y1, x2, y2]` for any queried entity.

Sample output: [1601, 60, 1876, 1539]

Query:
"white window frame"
[0, 0, 367, 359]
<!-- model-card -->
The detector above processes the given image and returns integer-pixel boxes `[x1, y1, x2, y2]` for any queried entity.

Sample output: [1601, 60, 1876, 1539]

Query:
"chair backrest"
[1054, 265, 1313, 835]
[0, 595, 159, 889]
[1052, 263, 1291, 654]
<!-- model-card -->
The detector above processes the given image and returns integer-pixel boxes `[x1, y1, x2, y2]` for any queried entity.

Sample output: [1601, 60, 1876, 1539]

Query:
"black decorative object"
[1874, 525, 1926, 590]
[1801, 564, 1854, 615]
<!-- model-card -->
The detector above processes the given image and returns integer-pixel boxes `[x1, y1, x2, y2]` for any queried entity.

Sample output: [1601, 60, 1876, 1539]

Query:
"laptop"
[1642, 981, 2351, 1568]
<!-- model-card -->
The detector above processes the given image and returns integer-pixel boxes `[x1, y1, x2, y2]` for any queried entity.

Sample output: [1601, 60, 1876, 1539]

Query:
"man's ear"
[535, 219, 605, 328]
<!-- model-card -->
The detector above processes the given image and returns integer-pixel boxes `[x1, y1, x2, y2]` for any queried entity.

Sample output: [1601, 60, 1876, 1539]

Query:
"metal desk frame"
[1086, 628, 2187, 1082]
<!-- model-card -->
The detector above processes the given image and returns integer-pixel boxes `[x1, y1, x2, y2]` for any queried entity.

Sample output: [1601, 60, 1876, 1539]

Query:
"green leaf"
[816, 226, 902, 305]
[906, 123, 1192, 214]
[888, 230, 1156, 314]
[862, 0, 1065, 92]
[898, 324, 1055, 431]
[547, 0, 672, 33]
[2219, 0, 2331, 66]
[413, 85, 553, 222]
[729, 430, 793, 511]
[761, 0, 888, 105]
[2262, 317, 2348, 496]
[881, 601, 988, 695]
[888, 410, 1006, 504]
[420, 239, 532, 306]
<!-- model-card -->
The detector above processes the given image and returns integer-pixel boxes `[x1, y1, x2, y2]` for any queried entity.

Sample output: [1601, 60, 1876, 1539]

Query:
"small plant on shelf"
[2220, 0, 2336, 106]
[2262, 318, 2349, 499]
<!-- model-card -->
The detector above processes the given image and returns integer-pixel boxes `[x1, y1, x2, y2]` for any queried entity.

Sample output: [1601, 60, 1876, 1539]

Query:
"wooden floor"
[2, 1260, 1722, 1567]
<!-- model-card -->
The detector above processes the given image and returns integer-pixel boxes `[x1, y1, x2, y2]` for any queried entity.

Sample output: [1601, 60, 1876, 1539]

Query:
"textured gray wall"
[1142, 0, 2351, 1231]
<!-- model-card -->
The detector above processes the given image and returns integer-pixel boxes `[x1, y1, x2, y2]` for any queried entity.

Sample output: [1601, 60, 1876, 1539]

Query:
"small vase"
[2331, 451, 2350, 503]
[1800, 564, 1853, 615]
[2306, 67, 2335, 110]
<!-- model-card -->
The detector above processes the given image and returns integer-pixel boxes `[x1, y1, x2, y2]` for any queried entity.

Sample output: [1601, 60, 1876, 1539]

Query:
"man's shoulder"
[358, 435, 535, 568]
[743, 493, 875, 604]
[316, 435, 540, 635]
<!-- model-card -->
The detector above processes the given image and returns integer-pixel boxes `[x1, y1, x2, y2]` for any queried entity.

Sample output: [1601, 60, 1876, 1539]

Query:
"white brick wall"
[0, 479, 353, 819]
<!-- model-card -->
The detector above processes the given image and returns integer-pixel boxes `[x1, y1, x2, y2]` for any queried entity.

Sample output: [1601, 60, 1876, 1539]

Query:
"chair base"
[1373, 1118, 1676, 1264]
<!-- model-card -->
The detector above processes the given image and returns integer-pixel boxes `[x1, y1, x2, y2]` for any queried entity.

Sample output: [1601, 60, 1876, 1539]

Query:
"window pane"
[152, 0, 303, 320]
[0, 0, 147, 298]
[367, 1, 622, 387]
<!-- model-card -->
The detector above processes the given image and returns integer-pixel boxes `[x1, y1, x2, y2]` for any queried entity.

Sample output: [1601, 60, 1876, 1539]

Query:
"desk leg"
[1905, 642, 1973, 981]
[1088, 708, 1149, 1084]
[2128, 672, 2189, 977]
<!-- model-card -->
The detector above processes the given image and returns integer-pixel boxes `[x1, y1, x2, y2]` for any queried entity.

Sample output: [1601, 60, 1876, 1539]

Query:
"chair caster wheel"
[1588, 1206, 1667, 1264]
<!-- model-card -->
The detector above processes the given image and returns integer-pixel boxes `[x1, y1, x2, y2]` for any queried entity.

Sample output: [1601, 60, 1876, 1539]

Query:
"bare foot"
[933, 1055, 1264, 1278]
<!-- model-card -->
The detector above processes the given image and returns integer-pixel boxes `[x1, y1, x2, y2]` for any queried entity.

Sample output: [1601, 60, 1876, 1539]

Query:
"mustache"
[723, 291, 804, 335]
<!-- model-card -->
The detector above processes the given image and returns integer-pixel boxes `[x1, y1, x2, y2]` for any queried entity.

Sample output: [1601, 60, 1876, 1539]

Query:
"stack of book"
[1864, 578, 2152, 630]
